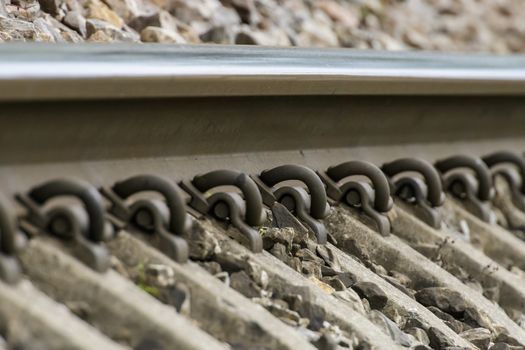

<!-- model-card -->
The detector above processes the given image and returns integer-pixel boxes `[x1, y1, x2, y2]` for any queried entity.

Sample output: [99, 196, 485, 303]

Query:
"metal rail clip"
[319, 161, 392, 236]
[482, 151, 525, 212]
[180, 170, 265, 253]
[102, 175, 191, 264]
[16, 178, 113, 272]
[0, 196, 24, 284]
[435, 155, 494, 223]
[257, 164, 329, 244]
[382, 158, 444, 229]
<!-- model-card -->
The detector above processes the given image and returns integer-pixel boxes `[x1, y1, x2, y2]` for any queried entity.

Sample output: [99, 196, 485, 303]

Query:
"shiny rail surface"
[2, 44, 525, 100]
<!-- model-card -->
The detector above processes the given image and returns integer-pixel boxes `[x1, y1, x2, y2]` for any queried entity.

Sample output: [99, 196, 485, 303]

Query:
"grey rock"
[128, 10, 176, 32]
[406, 327, 430, 345]
[352, 281, 388, 310]
[0, 1, 6, 16]
[261, 226, 296, 250]
[301, 261, 322, 279]
[270, 202, 311, 241]
[428, 327, 452, 350]
[412, 346, 433, 350]
[405, 316, 427, 330]
[320, 276, 345, 291]
[335, 272, 355, 287]
[494, 332, 521, 346]
[320, 265, 339, 277]
[38, 0, 60, 16]
[489, 343, 524, 350]
[183, 220, 221, 259]
[312, 333, 338, 350]
[214, 251, 249, 273]
[200, 25, 236, 44]
[141, 26, 186, 43]
[295, 248, 323, 264]
[332, 289, 366, 315]
[269, 242, 289, 264]
[86, 18, 138, 42]
[63, 11, 87, 37]
[368, 310, 413, 347]
[316, 245, 341, 271]
[165, 283, 191, 316]
[145, 264, 175, 288]
[253, 297, 303, 327]
[224, 0, 259, 25]
[459, 328, 491, 349]
[9, 0, 40, 20]
[415, 287, 467, 315]
[380, 274, 415, 299]
[464, 307, 493, 329]
[0, 17, 51, 41]
[426, 306, 469, 333]
[230, 270, 262, 298]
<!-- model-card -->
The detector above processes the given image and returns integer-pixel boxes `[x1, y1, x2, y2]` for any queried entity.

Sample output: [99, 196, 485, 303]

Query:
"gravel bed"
[1, 0, 525, 52]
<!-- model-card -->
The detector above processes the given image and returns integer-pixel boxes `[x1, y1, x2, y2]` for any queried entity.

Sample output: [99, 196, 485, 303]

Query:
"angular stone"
[86, 0, 124, 28]
[141, 26, 186, 43]
[165, 283, 191, 316]
[102, 0, 142, 23]
[38, 0, 60, 16]
[316, 245, 342, 271]
[406, 327, 430, 345]
[129, 10, 176, 32]
[296, 248, 324, 264]
[380, 274, 415, 299]
[332, 289, 366, 315]
[352, 281, 388, 310]
[335, 272, 355, 287]
[86, 19, 138, 41]
[63, 11, 87, 37]
[459, 328, 491, 349]
[229, 270, 262, 298]
[269, 242, 289, 264]
[428, 327, 452, 350]
[320, 276, 346, 291]
[415, 287, 467, 315]
[426, 306, 469, 333]
[368, 310, 413, 347]
[261, 226, 296, 250]
[489, 343, 523, 350]
[213, 251, 248, 273]
[145, 263, 175, 287]
[301, 261, 322, 279]
[0, 17, 52, 41]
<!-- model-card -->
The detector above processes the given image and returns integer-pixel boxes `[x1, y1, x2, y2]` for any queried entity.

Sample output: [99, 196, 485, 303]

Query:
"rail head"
[2, 43, 525, 101]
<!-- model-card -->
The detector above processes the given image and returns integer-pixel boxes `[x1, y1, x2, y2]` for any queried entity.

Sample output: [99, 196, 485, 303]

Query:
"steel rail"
[2, 44, 525, 101]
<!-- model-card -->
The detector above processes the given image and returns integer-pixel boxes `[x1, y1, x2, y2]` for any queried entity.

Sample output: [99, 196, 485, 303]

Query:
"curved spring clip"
[320, 161, 391, 236]
[435, 155, 494, 222]
[180, 170, 264, 253]
[102, 175, 191, 263]
[381, 158, 444, 229]
[258, 164, 329, 244]
[482, 151, 525, 212]
[16, 178, 112, 272]
[435, 155, 494, 201]
[0, 196, 23, 284]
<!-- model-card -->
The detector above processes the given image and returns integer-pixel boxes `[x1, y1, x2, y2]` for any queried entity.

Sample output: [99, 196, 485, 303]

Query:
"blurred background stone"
[2, 0, 525, 51]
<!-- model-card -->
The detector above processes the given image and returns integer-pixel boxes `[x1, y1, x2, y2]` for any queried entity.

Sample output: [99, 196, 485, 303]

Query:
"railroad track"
[1, 44, 525, 350]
